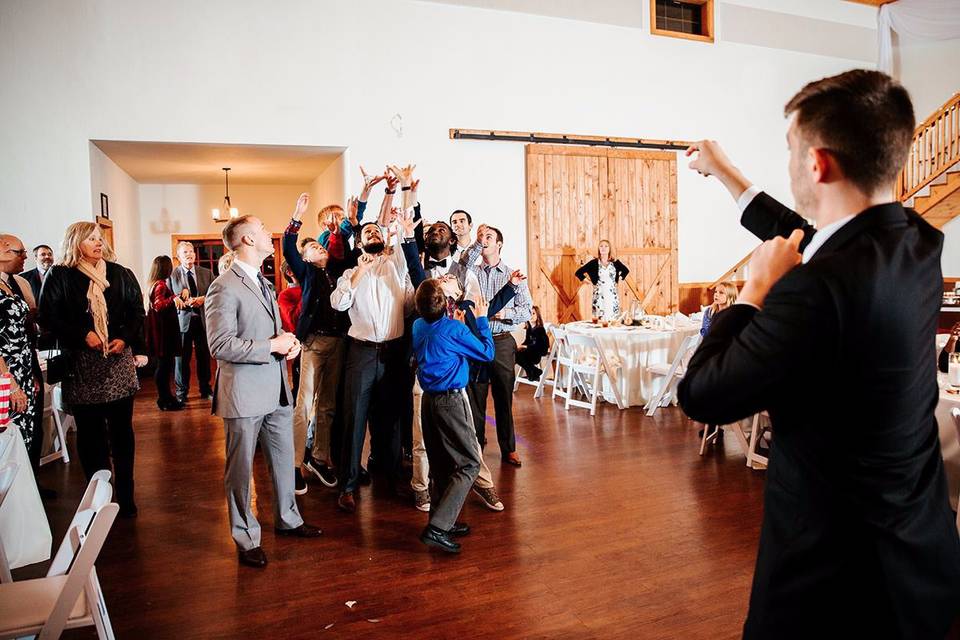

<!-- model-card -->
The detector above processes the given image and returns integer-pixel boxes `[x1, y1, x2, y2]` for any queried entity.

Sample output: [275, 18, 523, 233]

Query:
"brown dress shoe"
[238, 546, 268, 568]
[275, 523, 322, 538]
[337, 491, 356, 513]
[503, 452, 522, 467]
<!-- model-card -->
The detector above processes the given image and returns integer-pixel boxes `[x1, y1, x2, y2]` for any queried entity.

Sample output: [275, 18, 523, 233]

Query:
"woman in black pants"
[145, 255, 184, 411]
[40, 221, 145, 517]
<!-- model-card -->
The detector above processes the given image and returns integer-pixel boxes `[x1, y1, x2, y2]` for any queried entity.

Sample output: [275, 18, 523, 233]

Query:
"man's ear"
[809, 146, 838, 185]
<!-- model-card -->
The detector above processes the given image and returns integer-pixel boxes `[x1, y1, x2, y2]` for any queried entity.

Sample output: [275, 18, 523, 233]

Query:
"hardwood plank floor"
[18, 381, 768, 639]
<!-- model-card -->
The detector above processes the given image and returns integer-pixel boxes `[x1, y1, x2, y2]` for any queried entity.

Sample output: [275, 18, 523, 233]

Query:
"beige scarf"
[76, 259, 110, 356]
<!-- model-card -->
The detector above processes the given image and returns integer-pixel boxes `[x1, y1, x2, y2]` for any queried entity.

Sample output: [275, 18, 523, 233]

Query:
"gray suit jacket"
[168, 265, 213, 332]
[204, 264, 292, 419]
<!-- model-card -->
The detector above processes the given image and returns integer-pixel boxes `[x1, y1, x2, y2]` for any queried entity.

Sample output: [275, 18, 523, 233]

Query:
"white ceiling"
[91, 140, 345, 185]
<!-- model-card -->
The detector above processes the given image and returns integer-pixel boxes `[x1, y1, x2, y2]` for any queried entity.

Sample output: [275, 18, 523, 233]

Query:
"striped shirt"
[460, 242, 532, 335]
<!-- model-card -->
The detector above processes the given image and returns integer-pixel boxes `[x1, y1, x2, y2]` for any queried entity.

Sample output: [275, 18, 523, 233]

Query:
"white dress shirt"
[232, 259, 261, 282]
[331, 254, 414, 342]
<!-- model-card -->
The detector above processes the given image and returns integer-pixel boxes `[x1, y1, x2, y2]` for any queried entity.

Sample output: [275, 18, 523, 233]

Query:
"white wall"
[309, 152, 348, 219]
[88, 143, 143, 281]
[138, 183, 310, 278]
[0, 0, 903, 285]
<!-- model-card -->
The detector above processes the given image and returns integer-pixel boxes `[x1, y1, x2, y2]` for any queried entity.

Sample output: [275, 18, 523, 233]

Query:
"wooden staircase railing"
[897, 91, 960, 202]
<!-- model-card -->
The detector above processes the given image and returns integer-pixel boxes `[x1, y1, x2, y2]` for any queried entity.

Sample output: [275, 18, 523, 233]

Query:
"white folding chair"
[699, 424, 723, 456]
[559, 333, 625, 415]
[0, 462, 20, 584]
[952, 408, 960, 533]
[515, 323, 555, 392]
[0, 496, 118, 640]
[644, 333, 701, 416]
[40, 382, 71, 466]
[551, 326, 576, 403]
[746, 411, 771, 469]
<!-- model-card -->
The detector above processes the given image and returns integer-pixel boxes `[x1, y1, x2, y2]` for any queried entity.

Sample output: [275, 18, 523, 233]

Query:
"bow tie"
[425, 258, 449, 270]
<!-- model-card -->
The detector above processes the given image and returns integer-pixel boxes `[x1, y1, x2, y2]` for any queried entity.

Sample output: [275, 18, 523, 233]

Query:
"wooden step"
[917, 171, 960, 228]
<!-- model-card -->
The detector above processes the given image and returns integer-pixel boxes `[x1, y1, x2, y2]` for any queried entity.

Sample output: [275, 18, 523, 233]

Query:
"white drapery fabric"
[878, 0, 960, 75]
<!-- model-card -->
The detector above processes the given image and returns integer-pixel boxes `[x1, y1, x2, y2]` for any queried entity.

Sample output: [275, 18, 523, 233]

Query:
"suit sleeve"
[283, 225, 310, 282]
[741, 192, 816, 250]
[39, 268, 87, 349]
[113, 268, 145, 348]
[678, 268, 837, 425]
[204, 279, 273, 364]
[488, 280, 517, 317]
[401, 240, 427, 289]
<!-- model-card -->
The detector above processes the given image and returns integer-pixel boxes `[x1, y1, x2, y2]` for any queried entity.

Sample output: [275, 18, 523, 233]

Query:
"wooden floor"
[19, 381, 769, 639]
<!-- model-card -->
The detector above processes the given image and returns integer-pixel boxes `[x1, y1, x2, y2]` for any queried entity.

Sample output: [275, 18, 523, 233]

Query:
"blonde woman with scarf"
[39, 222, 145, 518]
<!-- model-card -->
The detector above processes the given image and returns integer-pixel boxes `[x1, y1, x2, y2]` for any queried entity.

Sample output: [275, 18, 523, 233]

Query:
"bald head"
[0, 234, 27, 274]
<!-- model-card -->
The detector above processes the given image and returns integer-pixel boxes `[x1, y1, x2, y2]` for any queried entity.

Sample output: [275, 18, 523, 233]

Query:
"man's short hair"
[317, 204, 344, 224]
[415, 279, 448, 323]
[784, 69, 915, 195]
[33, 244, 52, 254]
[358, 221, 380, 239]
[222, 215, 257, 251]
[299, 237, 315, 250]
[450, 209, 472, 225]
[175, 240, 196, 254]
[486, 226, 504, 245]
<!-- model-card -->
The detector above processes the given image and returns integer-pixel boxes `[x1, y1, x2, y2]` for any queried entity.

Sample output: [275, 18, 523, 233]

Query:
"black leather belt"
[426, 387, 466, 397]
[351, 337, 402, 350]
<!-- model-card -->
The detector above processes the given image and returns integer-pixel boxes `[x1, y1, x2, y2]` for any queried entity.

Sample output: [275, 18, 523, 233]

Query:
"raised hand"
[399, 207, 423, 239]
[685, 140, 751, 199]
[474, 295, 489, 318]
[739, 228, 804, 308]
[347, 196, 360, 225]
[388, 164, 416, 188]
[292, 192, 310, 220]
[509, 270, 527, 287]
[357, 253, 377, 272]
[410, 178, 420, 193]
[476, 223, 489, 243]
[360, 165, 385, 196]
[384, 170, 400, 192]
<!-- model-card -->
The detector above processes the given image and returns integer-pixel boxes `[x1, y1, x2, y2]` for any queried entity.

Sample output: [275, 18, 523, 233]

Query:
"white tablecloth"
[935, 374, 960, 511]
[563, 321, 701, 407]
[0, 424, 52, 569]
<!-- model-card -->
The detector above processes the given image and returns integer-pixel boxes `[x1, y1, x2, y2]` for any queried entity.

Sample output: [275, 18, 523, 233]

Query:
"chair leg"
[590, 369, 601, 416]
[746, 413, 760, 468]
[563, 364, 575, 411]
[87, 572, 116, 640]
[699, 424, 713, 456]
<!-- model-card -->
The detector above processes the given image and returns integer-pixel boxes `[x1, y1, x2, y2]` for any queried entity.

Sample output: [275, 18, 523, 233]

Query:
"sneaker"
[294, 470, 308, 496]
[413, 489, 431, 512]
[472, 485, 504, 511]
[304, 458, 338, 488]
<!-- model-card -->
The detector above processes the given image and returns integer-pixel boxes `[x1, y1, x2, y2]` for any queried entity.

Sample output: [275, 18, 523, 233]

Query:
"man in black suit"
[168, 241, 214, 402]
[19, 244, 54, 301]
[679, 70, 960, 638]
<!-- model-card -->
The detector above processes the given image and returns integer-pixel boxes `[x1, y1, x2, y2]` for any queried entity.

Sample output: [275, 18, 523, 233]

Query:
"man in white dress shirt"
[330, 221, 414, 513]
[449, 210, 474, 264]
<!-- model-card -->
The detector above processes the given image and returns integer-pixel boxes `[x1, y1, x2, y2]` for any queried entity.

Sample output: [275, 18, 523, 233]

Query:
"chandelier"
[211, 167, 238, 222]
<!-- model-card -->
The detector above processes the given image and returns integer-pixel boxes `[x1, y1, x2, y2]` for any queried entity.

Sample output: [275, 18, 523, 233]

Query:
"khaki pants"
[411, 379, 494, 492]
[292, 335, 345, 467]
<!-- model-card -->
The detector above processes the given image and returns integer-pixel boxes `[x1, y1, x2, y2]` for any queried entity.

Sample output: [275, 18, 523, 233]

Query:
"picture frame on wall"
[100, 192, 109, 219]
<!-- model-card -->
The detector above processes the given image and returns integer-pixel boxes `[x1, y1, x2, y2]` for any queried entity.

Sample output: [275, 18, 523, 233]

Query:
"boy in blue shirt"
[412, 278, 495, 553]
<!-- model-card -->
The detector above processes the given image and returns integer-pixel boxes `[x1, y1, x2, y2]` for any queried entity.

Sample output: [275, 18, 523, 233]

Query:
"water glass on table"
[949, 352, 960, 388]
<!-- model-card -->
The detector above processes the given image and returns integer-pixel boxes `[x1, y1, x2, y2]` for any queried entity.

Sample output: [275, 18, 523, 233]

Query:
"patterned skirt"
[62, 346, 139, 406]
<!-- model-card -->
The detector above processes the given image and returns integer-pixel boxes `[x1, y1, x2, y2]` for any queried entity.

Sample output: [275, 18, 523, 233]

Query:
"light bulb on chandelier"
[212, 167, 238, 222]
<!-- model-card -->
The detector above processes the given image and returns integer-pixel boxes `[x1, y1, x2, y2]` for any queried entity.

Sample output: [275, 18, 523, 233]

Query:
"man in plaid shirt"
[459, 224, 532, 466]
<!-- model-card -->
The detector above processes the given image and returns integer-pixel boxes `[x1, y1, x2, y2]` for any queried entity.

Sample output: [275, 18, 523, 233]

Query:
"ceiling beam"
[843, 0, 895, 6]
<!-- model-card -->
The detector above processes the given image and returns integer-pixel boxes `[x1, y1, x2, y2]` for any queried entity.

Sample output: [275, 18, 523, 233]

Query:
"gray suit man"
[205, 215, 321, 568]
[168, 241, 214, 401]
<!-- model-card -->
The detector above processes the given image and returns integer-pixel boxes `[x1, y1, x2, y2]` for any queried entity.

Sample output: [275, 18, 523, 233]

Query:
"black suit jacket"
[678, 192, 960, 639]
[19, 268, 43, 301]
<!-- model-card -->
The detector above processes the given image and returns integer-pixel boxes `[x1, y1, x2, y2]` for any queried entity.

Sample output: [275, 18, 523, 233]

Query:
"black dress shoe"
[238, 546, 268, 568]
[420, 525, 461, 553]
[200, 392, 213, 400]
[448, 522, 470, 537]
[275, 523, 322, 538]
[358, 466, 371, 485]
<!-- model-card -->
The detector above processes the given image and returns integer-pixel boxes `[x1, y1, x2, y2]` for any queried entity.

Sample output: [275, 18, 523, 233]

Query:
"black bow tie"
[425, 258, 449, 270]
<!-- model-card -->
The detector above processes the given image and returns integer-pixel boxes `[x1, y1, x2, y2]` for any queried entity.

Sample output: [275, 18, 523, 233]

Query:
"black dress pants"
[71, 395, 137, 509]
[467, 334, 517, 455]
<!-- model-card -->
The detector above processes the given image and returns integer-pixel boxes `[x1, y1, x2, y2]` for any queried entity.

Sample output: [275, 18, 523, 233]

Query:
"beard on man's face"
[363, 241, 385, 255]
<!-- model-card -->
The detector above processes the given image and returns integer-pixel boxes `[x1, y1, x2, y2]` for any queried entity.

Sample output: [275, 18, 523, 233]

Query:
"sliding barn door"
[526, 144, 678, 324]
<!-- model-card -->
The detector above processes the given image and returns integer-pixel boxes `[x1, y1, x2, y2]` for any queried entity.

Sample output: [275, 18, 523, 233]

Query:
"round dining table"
[563, 320, 701, 408]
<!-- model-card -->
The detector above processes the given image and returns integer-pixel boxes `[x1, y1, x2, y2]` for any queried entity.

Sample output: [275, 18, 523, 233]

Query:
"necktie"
[446, 297, 457, 319]
[187, 270, 198, 297]
[425, 258, 448, 271]
[256, 272, 274, 310]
